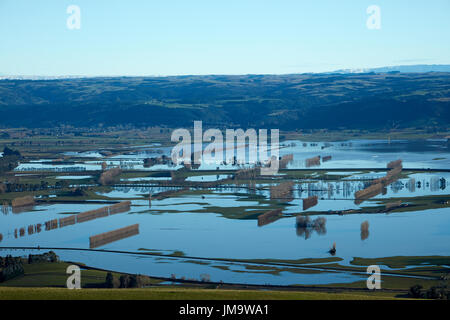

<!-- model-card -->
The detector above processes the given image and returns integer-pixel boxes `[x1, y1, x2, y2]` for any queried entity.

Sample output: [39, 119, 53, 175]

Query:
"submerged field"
[0, 130, 449, 298]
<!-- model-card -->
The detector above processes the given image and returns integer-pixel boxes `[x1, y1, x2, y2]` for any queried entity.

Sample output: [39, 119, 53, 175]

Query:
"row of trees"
[105, 273, 143, 288]
[0, 180, 73, 194]
[0, 255, 24, 282]
[104, 272, 213, 288]
[409, 284, 450, 300]
[99, 167, 122, 185]
[0, 147, 21, 174]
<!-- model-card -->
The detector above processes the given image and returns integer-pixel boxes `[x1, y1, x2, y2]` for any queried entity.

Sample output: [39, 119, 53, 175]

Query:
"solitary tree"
[105, 272, 114, 288]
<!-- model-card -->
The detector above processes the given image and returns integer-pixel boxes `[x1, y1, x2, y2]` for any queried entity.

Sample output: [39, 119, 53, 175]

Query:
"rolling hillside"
[0, 72, 449, 130]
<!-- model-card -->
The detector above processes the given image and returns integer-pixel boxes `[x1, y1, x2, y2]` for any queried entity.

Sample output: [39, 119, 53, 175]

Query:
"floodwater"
[55, 175, 92, 180]
[1, 187, 449, 285]
[13, 139, 450, 172]
[279, 139, 449, 170]
[2, 139, 449, 286]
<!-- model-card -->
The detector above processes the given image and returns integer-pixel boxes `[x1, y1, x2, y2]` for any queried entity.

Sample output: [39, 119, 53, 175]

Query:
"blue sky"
[0, 0, 449, 76]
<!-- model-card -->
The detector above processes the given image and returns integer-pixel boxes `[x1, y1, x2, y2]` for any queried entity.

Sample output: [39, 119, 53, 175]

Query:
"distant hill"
[0, 72, 449, 130]
[332, 64, 450, 74]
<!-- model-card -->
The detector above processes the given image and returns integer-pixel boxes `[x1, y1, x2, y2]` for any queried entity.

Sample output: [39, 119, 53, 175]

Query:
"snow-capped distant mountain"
[331, 64, 450, 74]
[1, 65, 449, 80]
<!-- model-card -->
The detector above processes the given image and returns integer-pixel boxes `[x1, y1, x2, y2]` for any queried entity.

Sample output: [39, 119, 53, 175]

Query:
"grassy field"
[0, 260, 162, 288]
[0, 287, 403, 300]
[351, 256, 450, 269]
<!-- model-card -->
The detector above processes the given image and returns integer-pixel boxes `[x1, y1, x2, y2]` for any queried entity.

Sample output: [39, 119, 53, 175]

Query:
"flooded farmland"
[1, 139, 449, 286]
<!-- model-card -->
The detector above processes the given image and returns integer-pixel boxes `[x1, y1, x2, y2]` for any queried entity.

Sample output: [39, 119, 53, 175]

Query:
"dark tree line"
[0, 180, 70, 194]
[0, 147, 21, 174]
[105, 272, 143, 288]
[409, 283, 450, 300]
[0, 255, 24, 282]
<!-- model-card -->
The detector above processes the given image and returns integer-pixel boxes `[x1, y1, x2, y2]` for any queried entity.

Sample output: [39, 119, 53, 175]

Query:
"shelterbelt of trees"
[0, 73, 449, 129]
[0, 147, 21, 175]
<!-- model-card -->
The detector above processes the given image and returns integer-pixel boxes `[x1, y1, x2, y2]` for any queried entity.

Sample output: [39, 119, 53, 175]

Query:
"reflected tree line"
[111, 176, 447, 202]
[298, 177, 447, 200]
[295, 216, 327, 240]
[295, 216, 371, 241]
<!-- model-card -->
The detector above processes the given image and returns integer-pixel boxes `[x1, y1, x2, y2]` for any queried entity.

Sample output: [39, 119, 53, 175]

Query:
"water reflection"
[11, 205, 35, 214]
[257, 209, 282, 227]
[90, 224, 139, 249]
[4, 201, 131, 242]
[360, 221, 369, 241]
[270, 182, 294, 202]
[1, 203, 8, 215]
[295, 216, 327, 239]
[303, 196, 318, 210]
[298, 174, 449, 201]
[305, 156, 321, 167]
[11, 196, 35, 214]
[354, 160, 402, 205]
